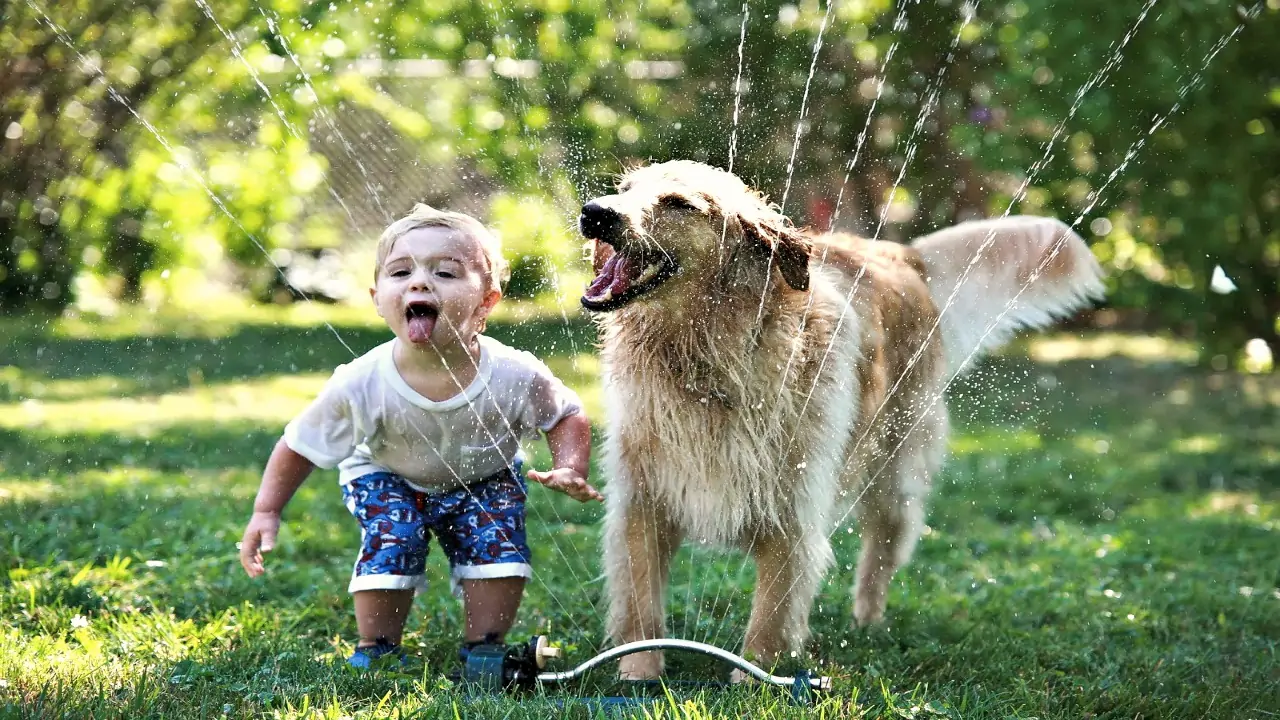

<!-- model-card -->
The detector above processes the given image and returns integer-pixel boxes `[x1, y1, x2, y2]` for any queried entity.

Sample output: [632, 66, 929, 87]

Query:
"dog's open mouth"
[581, 248, 678, 312]
[404, 301, 438, 343]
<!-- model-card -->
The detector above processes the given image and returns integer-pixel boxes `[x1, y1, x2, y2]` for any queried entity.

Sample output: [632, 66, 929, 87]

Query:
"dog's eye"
[659, 195, 698, 211]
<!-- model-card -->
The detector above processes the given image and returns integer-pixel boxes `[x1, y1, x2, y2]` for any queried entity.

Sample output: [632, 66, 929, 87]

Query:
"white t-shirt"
[284, 335, 583, 492]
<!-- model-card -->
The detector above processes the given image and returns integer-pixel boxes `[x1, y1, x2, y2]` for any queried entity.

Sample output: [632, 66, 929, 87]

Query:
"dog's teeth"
[598, 288, 613, 302]
[637, 263, 660, 284]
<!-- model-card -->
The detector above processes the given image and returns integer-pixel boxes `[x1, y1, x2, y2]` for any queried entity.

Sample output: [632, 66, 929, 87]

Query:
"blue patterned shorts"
[341, 467, 532, 595]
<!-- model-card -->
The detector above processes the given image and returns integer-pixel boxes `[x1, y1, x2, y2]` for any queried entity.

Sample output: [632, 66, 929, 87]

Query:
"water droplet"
[1209, 265, 1237, 294]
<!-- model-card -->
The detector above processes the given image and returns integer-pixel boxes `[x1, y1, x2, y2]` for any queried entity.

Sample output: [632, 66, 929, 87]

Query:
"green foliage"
[0, 0, 348, 312]
[980, 0, 1280, 358]
[489, 193, 586, 299]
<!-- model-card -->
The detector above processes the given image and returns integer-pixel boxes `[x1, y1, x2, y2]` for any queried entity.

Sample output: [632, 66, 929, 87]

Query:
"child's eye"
[389, 268, 411, 278]
[435, 270, 456, 279]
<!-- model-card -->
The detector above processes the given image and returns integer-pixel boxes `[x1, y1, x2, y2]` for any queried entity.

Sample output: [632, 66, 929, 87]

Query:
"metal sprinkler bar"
[461, 635, 832, 705]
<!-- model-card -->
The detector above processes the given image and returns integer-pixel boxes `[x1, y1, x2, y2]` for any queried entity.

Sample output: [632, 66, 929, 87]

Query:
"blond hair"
[374, 204, 510, 293]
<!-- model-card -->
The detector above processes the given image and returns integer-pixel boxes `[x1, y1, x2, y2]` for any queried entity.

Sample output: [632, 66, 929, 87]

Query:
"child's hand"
[239, 511, 281, 577]
[526, 468, 604, 503]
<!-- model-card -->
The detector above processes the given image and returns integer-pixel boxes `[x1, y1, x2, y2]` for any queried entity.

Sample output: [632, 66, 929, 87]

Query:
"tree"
[980, 0, 1279, 358]
[4, 0, 1274, 363]
[0, 0, 326, 312]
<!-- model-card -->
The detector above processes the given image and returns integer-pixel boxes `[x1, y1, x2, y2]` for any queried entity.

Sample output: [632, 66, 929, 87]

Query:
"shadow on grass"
[0, 316, 596, 401]
[0, 424, 281, 477]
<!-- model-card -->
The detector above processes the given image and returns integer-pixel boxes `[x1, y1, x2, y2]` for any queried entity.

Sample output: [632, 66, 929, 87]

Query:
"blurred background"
[3, 3, 1279, 716]
[2, 0, 1276, 367]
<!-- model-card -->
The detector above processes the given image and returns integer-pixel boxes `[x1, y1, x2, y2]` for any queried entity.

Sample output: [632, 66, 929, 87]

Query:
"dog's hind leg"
[851, 422, 943, 626]
[604, 495, 683, 679]
[740, 529, 832, 673]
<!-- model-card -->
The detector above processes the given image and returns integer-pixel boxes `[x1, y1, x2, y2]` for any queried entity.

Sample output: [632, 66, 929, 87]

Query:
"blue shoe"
[457, 633, 504, 665]
[347, 639, 405, 669]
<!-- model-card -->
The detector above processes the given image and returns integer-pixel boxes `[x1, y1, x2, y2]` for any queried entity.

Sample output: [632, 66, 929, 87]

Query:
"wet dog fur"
[578, 160, 1104, 679]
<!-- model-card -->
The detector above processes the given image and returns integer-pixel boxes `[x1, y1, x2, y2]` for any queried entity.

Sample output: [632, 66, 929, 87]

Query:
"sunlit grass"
[1185, 491, 1275, 522]
[947, 427, 1042, 456]
[1020, 331, 1198, 364]
[31, 296, 383, 341]
[0, 375, 325, 434]
[1171, 433, 1225, 455]
[1, 304, 1277, 718]
[3, 288, 584, 342]
[0, 366, 144, 403]
[0, 363, 604, 438]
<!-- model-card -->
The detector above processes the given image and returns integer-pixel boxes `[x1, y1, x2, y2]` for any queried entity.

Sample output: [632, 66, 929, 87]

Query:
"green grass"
[1, 303, 1276, 719]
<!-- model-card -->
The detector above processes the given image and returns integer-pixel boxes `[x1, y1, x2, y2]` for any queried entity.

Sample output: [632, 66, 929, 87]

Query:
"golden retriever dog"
[578, 160, 1104, 679]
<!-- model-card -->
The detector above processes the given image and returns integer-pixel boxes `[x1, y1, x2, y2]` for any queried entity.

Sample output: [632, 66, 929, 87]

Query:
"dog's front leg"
[604, 495, 682, 679]
[739, 530, 830, 676]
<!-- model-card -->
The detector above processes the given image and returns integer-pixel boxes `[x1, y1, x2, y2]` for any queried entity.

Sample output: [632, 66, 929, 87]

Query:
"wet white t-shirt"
[283, 335, 582, 492]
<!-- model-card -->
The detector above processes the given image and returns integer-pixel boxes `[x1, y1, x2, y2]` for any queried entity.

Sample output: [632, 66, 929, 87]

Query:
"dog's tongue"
[584, 252, 638, 303]
[407, 313, 436, 343]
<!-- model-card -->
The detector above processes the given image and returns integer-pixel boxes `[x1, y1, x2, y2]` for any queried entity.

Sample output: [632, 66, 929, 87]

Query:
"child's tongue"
[407, 314, 436, 343]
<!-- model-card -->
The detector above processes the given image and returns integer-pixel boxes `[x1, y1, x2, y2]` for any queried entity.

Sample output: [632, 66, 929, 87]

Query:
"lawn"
[0, 300, 1276, 719]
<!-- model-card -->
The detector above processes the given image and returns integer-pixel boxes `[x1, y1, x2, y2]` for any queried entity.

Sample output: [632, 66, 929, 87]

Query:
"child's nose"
[408, 267, 431, 289]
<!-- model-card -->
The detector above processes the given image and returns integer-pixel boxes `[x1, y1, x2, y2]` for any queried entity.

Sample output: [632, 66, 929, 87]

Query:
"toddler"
[239, 204, 601, 668]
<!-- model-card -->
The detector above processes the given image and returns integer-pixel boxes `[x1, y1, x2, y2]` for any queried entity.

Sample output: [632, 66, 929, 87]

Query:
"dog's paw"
[618, 651, 663, 681]
[853, 599, 886, 626]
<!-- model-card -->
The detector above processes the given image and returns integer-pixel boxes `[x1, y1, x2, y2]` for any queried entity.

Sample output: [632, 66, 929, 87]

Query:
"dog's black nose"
[579, 201, 624, 242]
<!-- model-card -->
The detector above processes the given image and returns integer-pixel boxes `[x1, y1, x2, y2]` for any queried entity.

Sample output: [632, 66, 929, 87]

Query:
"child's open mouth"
[404, 301, 439, 343]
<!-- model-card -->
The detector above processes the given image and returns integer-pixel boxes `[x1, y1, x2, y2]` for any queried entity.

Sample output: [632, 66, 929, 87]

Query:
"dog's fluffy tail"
[911, 215, 1105, 375]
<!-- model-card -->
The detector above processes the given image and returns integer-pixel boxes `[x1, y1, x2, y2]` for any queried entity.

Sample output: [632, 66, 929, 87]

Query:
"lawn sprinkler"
[460, 635, 831, 706]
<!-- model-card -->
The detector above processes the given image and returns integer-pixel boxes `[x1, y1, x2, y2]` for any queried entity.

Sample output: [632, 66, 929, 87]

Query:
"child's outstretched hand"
[527, 468, 604, 503]
[239, 511, 281, 577]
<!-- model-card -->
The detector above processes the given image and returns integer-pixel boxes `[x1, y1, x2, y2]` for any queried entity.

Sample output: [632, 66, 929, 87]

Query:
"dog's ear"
[741, 218, 812, 291]
[773, 227, 812, 291]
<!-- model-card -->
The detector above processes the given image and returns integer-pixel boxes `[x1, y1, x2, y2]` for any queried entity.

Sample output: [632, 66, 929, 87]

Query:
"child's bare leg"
[354, 589, 415, 646]
[461, 577, 526, 642]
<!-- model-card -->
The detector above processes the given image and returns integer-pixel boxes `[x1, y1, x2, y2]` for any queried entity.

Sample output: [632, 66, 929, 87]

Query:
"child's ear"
[478, 289, 502, 318]
[369, 286, 383, 318]
[474, 289, 502, 333]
